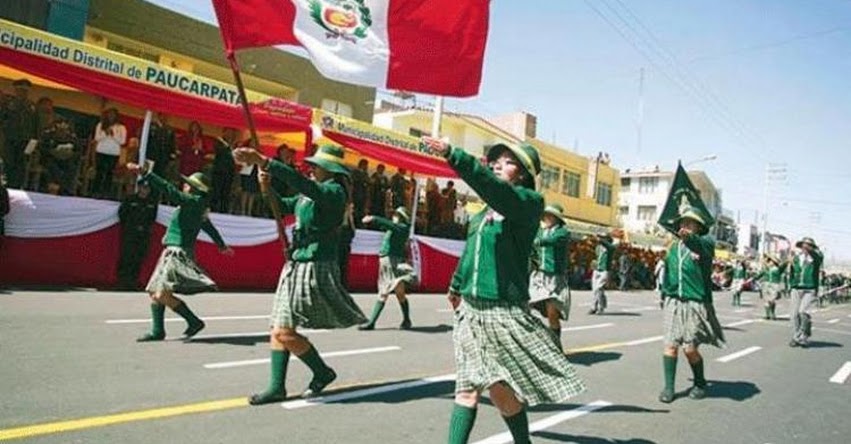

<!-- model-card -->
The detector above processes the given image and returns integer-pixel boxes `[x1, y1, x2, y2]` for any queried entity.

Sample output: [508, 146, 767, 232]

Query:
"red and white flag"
[212, 0, 490, 97]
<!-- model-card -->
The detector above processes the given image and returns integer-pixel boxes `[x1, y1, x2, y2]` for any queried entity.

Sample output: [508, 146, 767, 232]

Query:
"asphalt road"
[0, 288, 849, 443]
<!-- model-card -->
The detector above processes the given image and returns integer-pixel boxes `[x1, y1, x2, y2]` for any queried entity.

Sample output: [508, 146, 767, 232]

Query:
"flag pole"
[226, 52, 287, 253]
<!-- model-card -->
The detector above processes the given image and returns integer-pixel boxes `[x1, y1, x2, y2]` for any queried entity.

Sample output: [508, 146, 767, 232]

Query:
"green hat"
[305, 144, 349, 176]
[180, 172, 211, 194]
[676, 205, 709, 235]
[486, 143, 541, 190]
[543, 203, 567, 224]
[393, 206, 410, 223]
[795, 237, 817, 249]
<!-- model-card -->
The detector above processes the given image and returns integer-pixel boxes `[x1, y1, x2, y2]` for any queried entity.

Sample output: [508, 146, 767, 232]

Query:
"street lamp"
[684, 154, 718, 168]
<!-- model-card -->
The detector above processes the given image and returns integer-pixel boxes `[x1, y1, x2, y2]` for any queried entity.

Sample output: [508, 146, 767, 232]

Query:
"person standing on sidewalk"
[788, 237, 823, 348]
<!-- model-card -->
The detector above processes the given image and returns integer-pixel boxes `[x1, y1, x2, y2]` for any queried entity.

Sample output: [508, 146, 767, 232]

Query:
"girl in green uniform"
[359, 206, 417, 330]
[528, 203, 571, 348]
[759, 255, 786, 320]
[659, 208, 725, 403]
[126, 164, 233, 342]
[233, 145, 367, 405]
[423, 137, 584, 444]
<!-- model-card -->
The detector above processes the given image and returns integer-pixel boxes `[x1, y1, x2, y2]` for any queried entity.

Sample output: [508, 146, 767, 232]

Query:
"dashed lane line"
[106, 315, 269, 324]
[281, 373, 456, 409]
[829, 362, 851, 384]
[717, 346, 762, 363]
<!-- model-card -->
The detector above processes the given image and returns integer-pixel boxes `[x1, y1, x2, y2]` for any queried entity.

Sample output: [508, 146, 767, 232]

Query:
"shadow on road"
[804, 341, 843, 348]
[333, 380, 456, 405]
[532, 431, 657, 444]
[598, 312, 642, 317]
[185, 334, 268, 346]
[403, 324, 454, 334]
[527, 403, 669, 414]
[567, 351, 623, 367]
[702, 379, 761, 401]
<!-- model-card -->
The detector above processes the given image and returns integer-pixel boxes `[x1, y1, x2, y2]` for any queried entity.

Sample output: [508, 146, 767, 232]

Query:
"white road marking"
[204, 346, 400, 369]
[827, 319, 841, 324]
[471, 400, 613, 444]
[106, 315, 268, 324]
[829, 362, 851, 384]
[724, 319, 757, 327]
[717, 346, 762, 363]
[563, 323, 614, 332]
[282, 373, 456, 409]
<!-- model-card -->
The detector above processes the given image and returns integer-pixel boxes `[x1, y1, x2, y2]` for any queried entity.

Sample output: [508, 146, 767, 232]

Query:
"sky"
[147, 0, 851, 263]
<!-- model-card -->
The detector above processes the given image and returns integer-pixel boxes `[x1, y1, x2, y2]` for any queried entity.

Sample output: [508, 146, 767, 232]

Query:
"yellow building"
[372, 105, 620, 228]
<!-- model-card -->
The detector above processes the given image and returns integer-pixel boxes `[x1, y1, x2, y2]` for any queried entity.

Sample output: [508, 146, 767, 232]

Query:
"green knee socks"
[689, 358, 706, 387]
[448, 404, 477, 444]
[663, 355, 677, 393]
[503, 410, 531, 444]
[297, 345, 331, 375]
[365, 300, 386, 327]
[249, 349, 290, 405]
[400, 299, 411, 323]
[150, 303, 165, 337]
[173, 300, 201, 325]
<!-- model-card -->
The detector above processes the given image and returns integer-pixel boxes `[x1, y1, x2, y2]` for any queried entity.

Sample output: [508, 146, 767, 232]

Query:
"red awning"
[0, 47, 311, 133]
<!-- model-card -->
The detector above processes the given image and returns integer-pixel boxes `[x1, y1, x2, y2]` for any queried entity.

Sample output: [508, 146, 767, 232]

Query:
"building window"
[321, 99, 353, 117]
[620, 177, 631, 190]
[562, 171, 581, 197]
[638, 176, 659, 194]
[540, 164, 560, 191]
[596, 183, 613, 206]
[408, 128, 426, 138]
[618, 206, 629, 217]
[637, 205, 657, 221]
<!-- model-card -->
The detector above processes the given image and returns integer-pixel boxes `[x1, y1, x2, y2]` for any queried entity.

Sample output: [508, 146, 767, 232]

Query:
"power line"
[686, 24, 851, 64]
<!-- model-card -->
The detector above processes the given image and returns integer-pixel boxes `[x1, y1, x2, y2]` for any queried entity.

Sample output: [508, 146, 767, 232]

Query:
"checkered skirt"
[529, 271, 571, 321]
[453, 298, 585, 406]
[662, 297, 726, 348]
[378, 255, 417, 296]
[270, 260, 367, 329]
[763, 283, 782, 301]
[145, 246, 217, 295]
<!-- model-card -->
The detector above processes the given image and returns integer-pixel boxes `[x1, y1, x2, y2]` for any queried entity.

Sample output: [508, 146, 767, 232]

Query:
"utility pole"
[760, 163, 787, 258]
[636, 67, 645, 155]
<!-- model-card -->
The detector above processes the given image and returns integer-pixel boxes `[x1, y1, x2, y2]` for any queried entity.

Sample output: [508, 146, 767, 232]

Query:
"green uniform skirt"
[145, 246, 217, 295]
[662, 297, 725, 348]
[763, 283, 782, 301]
[377, 255, 417, 296]
[453, 298, 585, 406]
[270, 260, 367, 329]
[529, 271, 571, 321]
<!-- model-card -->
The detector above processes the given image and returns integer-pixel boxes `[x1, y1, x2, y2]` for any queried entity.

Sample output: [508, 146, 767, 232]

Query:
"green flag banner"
[657, 162, 715, 235]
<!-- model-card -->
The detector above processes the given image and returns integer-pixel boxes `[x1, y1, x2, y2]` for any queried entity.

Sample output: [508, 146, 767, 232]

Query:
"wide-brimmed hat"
[393, 206, 410, 223]
[763, 253, 780, 265]
[305, 144, 349, 176]
[543, 203, 567, 224]
[12, 78, 32, 88]
[676, 205, 709, 235]
[486, 143, 541, 190]
[180, 172, 211, 194]
[795, 237, 817, 249]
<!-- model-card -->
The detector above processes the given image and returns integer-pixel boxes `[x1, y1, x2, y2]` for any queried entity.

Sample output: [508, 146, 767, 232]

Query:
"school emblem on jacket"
[309, 0, 373, 42]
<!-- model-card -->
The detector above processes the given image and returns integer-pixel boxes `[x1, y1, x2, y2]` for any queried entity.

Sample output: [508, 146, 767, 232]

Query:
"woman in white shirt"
[92, 107, 126, 198]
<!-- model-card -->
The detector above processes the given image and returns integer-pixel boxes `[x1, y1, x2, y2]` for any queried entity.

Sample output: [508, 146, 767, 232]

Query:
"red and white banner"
[1, 190, 463, 291]
[212, 0, 490, 97]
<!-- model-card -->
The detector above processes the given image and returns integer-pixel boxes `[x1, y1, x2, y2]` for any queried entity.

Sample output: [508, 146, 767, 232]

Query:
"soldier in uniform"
[233, 144, 367, 406]
[589, 233, 615, 314]
[423, 137, 584, 444]
[788, 237, 823, 348]
[126, 163, 233, 342]
[528, 203, 571, 348]
[210, 128, 238, 213]
[142, 113, 178, 198]
[658, 206, 725, 403]
[358, 206, 417, 331]
[0, 79, 37, 189]
[116, 183, 158, 290]
[39, 117, 82, 196]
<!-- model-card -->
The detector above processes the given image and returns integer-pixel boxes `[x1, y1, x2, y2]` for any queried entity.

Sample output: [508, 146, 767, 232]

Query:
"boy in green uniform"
[788, 237, 823, 348]
[758, 255, 786, 320]
[589, 233, 614, 314]
[359, 206, 417, 331]
[528, 203, 571, 347]
[126, 163, 233, 342]
[233, 145, 367, 405]
[423, 137, 584, 444]
[730, 260, 747, 306]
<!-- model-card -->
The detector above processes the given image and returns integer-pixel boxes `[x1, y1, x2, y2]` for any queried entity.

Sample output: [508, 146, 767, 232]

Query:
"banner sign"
[317, 110, 442, 159]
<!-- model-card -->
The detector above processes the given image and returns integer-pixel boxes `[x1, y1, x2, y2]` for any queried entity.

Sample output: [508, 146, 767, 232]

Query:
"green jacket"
[268, 160, 345, 262]
[145, 173, 226, 257]
[370, 216, 410, 258]
[662, 234, 715, 303]
[596, 239, 614, 271]
[534, 224, 569, 275]
[757, 264, 786, 285]
[732, 265, 746, 280]
[447, 147, 544, 303]
[789, 249, 823, 290]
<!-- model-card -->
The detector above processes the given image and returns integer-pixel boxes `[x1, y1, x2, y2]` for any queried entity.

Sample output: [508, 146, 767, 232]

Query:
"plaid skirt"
[529, 271, 571, 321]
[763, 283, 782, 301]
[662, 297, 726, 348]
[378, 255, 417, 296]
[453, 298, 585, 406]
[145, 246, 217, 295]
[270, 260, 367, 329]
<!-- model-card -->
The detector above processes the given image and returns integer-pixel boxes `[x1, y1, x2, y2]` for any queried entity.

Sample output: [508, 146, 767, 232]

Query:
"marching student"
[730, 260, 747, 307]
[759, 254, 786, 320]
[233, 144, 367, 405]
[125, 163, 233, 342]
[788, 237, 823, 348]
[422, 137, 584, 444]
[589, 233, 615, 314]
[359, 206, 417, 331]
[528, 202, 571, 348]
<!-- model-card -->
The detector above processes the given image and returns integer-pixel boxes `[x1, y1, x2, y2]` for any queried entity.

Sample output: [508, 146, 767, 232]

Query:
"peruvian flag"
[212, 0, 490, 97]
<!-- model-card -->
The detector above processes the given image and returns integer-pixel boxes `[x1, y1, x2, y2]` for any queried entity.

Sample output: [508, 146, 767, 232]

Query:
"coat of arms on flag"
[309, 0, 373, 41]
